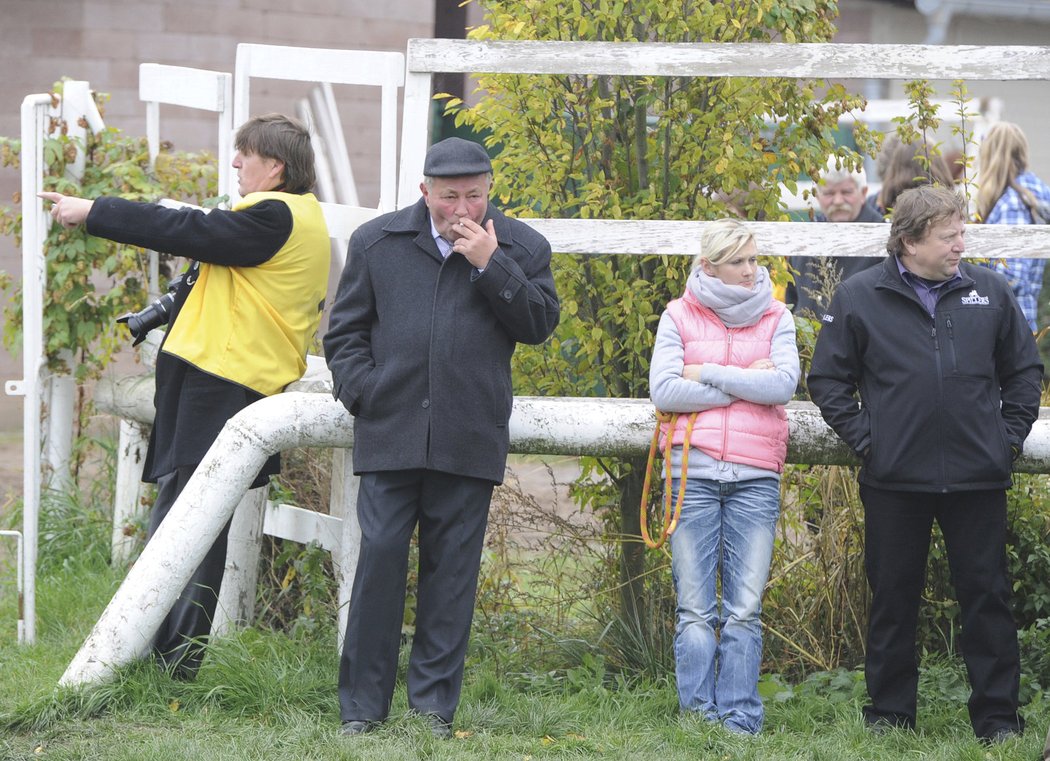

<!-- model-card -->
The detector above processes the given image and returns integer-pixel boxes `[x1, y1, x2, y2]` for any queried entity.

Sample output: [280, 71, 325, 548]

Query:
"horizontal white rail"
[405, 39, 1050, 81]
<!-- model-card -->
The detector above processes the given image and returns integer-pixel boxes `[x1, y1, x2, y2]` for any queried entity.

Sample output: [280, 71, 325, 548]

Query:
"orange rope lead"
[639, 410, 698, 550]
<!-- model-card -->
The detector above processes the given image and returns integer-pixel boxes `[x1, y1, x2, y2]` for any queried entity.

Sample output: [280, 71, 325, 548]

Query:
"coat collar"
[875, 254, 975, 299]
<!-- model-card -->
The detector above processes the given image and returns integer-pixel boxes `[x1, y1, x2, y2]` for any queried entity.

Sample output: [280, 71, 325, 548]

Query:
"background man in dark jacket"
[808, 185, 1042, 743]
[787, 157, 885, 319]
[324, 137, 560, 738]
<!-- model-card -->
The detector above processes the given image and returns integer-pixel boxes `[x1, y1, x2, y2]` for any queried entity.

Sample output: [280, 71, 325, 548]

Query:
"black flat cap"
[423, 137, 492, 177]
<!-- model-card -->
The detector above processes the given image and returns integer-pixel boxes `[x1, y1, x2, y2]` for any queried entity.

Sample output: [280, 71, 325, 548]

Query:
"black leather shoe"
[865, 718, 911, 736]
[426, 714, 452, 739]
[340, 720, 377, 736]
[981, 726, 1022, 745]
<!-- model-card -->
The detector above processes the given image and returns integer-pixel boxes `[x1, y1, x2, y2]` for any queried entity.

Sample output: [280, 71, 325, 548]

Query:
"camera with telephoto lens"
[117, 273, 186, 346]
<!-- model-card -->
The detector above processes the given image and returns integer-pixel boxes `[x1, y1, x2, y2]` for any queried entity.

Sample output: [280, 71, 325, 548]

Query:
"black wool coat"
[323, 198, 560, 484]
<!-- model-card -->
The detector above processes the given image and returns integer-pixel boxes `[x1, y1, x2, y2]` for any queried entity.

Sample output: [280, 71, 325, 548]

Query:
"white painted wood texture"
[263, 503, 342, 553]
[139, 63, 231, 113]
[320, 203, 384, 241]
[406, 39, 1050, 80]
[517, 219, 1050, 259]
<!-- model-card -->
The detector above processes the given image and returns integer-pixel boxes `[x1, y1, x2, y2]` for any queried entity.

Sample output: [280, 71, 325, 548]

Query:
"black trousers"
[859, 484, 1023, 739]
[339, 469, 494, 724]
[148, 466, 232, 677]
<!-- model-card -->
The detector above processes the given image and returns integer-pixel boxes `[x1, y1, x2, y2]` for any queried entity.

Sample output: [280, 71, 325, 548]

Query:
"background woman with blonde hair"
[648, 219, 799, 734]
[977, 121, 1050, 332]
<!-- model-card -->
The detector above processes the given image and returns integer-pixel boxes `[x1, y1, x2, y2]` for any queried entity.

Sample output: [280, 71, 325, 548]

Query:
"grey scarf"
[686, 265, 773, 328]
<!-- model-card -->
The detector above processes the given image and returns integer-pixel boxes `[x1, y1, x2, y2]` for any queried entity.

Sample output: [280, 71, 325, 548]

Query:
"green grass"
[1, 557, 1046, 760]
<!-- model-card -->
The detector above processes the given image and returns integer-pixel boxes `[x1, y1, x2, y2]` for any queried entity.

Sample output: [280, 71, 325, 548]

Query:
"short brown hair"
[886, 185, 967, 257]
[234, 113, 316, 194]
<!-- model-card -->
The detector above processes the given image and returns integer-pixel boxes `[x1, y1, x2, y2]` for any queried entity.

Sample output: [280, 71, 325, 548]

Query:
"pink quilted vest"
[659, 291, 789, 472]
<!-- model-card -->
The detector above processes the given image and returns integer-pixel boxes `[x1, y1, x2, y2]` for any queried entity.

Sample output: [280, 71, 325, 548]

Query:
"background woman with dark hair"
[873, 137, 955, 217]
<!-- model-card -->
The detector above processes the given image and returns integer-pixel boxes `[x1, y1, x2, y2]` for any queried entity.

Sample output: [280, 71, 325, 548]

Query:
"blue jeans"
[669, 477, 780, 734]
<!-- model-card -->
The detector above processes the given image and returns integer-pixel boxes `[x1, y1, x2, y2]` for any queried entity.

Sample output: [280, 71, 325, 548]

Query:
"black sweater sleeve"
[85, 196, 293, 267]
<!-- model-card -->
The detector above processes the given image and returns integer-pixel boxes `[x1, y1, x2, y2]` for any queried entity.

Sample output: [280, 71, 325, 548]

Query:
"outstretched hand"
[39, 191, 93, 229]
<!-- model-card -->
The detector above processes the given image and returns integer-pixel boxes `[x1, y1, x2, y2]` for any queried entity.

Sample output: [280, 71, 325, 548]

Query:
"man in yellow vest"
[41, 113, 330, 678]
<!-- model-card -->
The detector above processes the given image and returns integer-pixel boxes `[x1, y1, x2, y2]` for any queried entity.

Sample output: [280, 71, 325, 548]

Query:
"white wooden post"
[330, 447, 361, 647]
[42, 359, 75, 494]
[111, 419, 150, 567]
[212, 487, 269, 637]
[5, 93, 53, 645]
[42, 82, 105, 494]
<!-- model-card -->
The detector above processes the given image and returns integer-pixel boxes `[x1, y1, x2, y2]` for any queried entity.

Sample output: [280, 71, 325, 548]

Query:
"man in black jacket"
[808, 185, 1042, 743]
[324, 137, 560, 738]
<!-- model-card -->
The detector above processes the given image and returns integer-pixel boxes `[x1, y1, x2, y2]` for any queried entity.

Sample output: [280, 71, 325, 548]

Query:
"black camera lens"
[116, 273, 186, 346]
[117, 293, 176, 346]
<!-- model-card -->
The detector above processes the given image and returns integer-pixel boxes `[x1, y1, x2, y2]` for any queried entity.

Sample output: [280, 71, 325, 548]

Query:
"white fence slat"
[139, 63, 229, 113]
[111, 420, 149, 567]
[515, 219, 1050, 260]
[263, 502, 342, 553]
[405, 39, 1050, 81]
[213, 488, 268, 637]
[320, 203, 384, 241]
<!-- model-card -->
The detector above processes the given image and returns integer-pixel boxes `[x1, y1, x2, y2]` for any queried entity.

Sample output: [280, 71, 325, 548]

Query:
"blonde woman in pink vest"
[649, 218, 799, 734]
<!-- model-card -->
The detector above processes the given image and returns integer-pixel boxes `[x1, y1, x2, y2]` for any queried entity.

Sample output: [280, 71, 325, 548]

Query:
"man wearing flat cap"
[325, 137, 560, 738]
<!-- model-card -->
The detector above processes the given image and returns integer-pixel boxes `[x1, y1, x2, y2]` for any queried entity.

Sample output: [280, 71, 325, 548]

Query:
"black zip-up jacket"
[808, 256, 1042, 493]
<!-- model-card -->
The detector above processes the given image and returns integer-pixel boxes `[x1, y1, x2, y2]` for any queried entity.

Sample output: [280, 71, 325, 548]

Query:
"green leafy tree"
[446, 0, 876, 644]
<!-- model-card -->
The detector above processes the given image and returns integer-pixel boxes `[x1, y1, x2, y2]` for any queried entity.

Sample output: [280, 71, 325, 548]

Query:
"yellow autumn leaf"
[281, 566, 297, 589]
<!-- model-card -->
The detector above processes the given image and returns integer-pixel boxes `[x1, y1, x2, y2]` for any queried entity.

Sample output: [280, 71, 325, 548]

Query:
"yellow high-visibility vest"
[164, 191, 330, 396]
